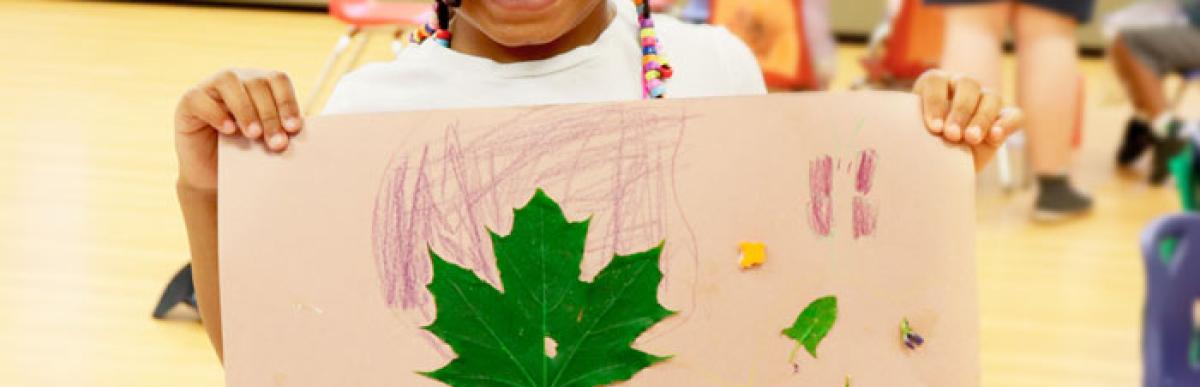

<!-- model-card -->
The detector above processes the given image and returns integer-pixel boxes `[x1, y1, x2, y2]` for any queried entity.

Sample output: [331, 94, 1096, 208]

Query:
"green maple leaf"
[421, 189, 675, 387]
[781, 295, 838, 361]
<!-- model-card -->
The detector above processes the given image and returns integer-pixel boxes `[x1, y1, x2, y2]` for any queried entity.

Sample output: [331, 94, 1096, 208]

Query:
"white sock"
[1151, 112, 1175, 137]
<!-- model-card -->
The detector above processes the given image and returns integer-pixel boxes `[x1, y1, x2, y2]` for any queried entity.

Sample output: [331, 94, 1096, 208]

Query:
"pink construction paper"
[219, 92, 978, 387]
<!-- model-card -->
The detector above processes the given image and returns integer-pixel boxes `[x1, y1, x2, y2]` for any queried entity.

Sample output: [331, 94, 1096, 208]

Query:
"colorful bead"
[409, 1, 670, 99]
[649, 85, 666, 98]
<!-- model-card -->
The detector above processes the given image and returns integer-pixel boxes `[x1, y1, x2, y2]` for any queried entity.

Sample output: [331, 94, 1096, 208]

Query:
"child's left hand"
[912, 69, 1024, 171]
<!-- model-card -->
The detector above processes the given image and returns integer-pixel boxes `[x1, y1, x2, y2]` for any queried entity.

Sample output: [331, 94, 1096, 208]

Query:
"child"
[931, 0, 1094, 220]
[1111, 0, 1200, 184]
[173, 0, 1022, 358]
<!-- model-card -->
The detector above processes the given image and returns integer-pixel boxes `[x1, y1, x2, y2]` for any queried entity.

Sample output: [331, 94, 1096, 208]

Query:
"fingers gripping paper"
[219, 92, 978, 386]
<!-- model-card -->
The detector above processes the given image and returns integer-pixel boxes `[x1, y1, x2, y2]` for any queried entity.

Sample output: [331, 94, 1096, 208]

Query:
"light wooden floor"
[2, 1, 1195, 386]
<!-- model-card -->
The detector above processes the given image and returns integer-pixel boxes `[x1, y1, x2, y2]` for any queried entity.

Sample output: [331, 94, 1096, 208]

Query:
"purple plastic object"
[680, 0, 709, 23]
[1140, 213, 1200, 387]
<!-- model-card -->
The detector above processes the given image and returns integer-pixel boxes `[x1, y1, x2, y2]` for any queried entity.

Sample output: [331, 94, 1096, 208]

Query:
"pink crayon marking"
[852, 196, 877, 239]
[808, 156, 833, 236]
[855, 149, 877, 194]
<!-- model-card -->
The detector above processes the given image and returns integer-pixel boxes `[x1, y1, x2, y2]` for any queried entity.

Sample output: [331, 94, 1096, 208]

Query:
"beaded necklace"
[408, 0, 673, 99]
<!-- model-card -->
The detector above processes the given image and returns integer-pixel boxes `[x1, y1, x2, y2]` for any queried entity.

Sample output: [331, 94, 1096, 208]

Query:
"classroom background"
[1, 0, 1198, 386]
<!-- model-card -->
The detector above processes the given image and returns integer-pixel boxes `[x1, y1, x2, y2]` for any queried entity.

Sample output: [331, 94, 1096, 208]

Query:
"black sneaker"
[1116, 118, 1154, 167]
[1149, 119, 1186, 186]
[1033, 175, 1093, 221]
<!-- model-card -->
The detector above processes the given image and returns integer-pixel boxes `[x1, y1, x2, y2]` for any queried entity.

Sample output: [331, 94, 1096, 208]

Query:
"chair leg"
[996, 142, 1012, 190]
[304, 26, 361, 116]
[341, 29, 374, 79]
[392, 27, 410, 57]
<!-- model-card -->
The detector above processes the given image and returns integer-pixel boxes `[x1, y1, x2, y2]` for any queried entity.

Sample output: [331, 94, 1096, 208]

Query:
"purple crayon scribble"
[852, 196, 877, 239]
[853, 148, 879, 238]
[855, 149, 877, 194]
[370, 105, 700, 325]
[807, 156, 833, 237]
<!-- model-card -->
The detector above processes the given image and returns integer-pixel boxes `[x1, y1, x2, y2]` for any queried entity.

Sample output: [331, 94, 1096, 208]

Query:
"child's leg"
[1111, 25, 1200, 181]
[1111, 30, 1170, 121]
[1012, 3, 1078, 176]
[1012, 3, 1092, 217]
[939, 2, 1010, 91]
[1110, 28, 1171, 168]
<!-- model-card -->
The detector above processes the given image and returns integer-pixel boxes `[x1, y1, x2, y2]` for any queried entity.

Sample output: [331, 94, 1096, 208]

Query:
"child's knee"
[1014, 4, 1078, 41]
[945, 7, 1008, 42]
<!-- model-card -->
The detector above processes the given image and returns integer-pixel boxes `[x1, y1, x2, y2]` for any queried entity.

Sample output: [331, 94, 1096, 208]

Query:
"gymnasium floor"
[1, 1, 1195, 386]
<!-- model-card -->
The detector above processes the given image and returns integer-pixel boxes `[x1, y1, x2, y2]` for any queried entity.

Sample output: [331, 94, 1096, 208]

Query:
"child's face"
[455, 0, 607, 46]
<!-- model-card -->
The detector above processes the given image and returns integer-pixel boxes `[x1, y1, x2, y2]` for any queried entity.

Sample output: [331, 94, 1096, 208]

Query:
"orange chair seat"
[330, 1, 431, 27]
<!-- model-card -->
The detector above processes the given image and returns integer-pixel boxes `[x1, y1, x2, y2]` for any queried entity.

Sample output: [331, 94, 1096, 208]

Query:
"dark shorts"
[925, 0, 1095, 24]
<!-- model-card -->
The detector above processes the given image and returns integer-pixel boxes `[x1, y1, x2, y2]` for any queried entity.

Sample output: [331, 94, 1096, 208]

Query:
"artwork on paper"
[219, 92, 979, 386]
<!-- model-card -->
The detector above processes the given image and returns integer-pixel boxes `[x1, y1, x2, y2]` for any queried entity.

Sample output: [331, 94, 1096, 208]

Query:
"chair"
[709, 0, 817, 90]
[1139, 213, 1200, 387]
[858, 0, 944, 89]
[306, 0, 432, 114]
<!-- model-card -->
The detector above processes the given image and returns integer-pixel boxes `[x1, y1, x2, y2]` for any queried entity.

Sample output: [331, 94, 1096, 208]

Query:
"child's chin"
[486, 28, 565, 48]
[484, 0, 558, 13]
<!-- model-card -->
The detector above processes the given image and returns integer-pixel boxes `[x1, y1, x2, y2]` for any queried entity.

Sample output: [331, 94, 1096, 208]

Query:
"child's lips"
[486, 0, 557, 12]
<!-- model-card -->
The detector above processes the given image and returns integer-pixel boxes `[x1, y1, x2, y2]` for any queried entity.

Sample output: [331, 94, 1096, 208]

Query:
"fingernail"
[966, 125, 982, 143]
[268, 133, 288, 150]
[930, 118, 944, 132]
[246, 122, 262, 138]
[222, 120, 237, 134]
[284, 117, 301, 131]
[946, 123, 961, 138]
[991, 126, 1004, 141]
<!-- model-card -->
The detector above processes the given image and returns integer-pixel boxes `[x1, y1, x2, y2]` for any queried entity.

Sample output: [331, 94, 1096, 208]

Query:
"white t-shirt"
[322, 0, 766, 115]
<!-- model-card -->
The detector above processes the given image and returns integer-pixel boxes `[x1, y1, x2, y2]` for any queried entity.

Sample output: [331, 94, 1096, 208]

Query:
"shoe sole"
[1032, 208, 1092, 223]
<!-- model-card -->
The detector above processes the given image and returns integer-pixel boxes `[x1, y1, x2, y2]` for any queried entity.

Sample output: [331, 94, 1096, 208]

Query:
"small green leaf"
[781, 295, 838, 360]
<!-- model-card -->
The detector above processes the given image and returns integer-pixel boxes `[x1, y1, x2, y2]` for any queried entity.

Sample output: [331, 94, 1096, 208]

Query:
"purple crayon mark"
[371, 104, 701, 328]
[808, 156, 833, 236]
[855, 149, 877, 194]
[852, 149, 879, 238]
[852, 196, 877, 239]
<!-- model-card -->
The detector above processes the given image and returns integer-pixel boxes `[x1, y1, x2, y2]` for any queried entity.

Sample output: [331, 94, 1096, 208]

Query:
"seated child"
[1111, 0, 1200, 183]
[172, 0, 1023, 357]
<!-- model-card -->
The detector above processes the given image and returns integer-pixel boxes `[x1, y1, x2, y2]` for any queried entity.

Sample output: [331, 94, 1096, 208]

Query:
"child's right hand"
[174, 68, 303, 192]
